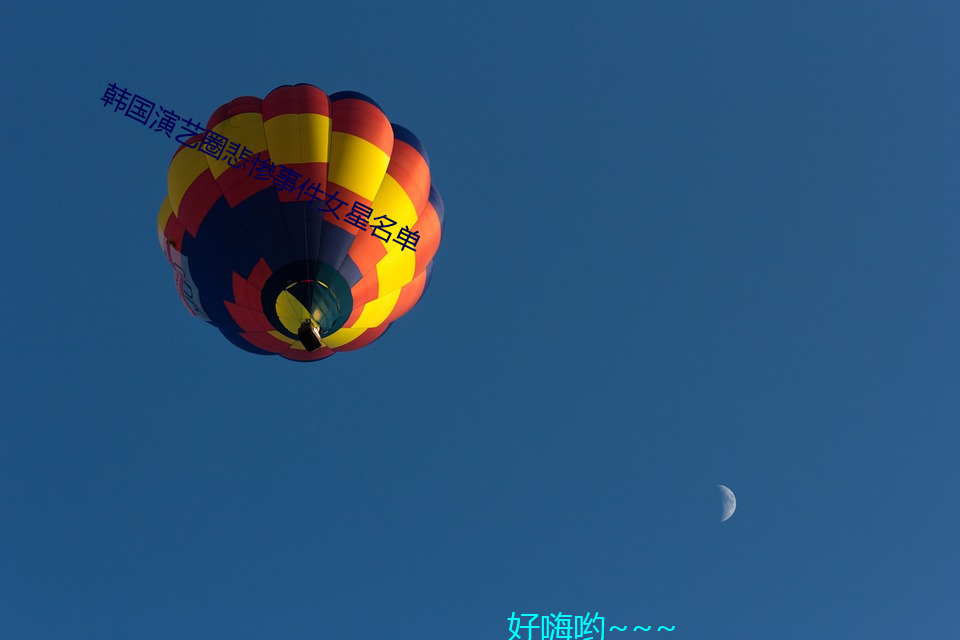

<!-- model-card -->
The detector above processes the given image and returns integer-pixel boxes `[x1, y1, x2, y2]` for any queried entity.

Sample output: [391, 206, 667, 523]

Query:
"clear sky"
[2, 1, 958, 638]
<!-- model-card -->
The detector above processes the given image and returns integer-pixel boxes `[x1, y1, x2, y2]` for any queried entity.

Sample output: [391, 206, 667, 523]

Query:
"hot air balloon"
[157, 84, 444, 361]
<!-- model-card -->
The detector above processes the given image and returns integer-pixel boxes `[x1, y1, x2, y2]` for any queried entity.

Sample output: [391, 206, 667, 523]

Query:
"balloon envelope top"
[157, 84, 444, 361]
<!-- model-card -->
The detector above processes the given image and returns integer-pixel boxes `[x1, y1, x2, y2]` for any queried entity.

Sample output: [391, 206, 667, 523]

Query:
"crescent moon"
[718, 484, 736, 522]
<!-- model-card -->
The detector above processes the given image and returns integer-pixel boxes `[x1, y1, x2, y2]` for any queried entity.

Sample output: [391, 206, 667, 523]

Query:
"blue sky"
[2, 1, 959, 638]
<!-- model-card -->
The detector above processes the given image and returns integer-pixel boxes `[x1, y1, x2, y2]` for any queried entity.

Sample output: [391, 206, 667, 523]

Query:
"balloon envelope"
[157, 84, 444, 361]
